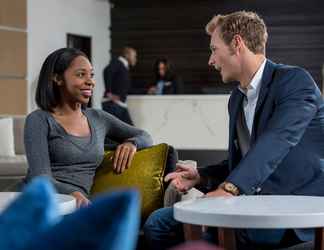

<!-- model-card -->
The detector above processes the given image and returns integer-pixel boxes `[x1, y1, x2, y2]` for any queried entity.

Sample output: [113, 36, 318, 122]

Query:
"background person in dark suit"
[102, 47, 137, 125]
[147, 58, 184, 95]
[143, 11, 324, 250]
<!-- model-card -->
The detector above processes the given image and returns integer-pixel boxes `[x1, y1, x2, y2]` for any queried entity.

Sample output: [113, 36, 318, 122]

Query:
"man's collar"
[118, 56, 129, 69]
[238, 58, 267, 94]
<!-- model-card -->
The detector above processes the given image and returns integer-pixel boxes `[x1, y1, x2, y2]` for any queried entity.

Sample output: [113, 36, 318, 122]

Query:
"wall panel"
[0, 0, 26, 29]
[0, 79, 27, 115]
[110, 0, 324, 93]
[0, 0, 27, 114]
[0, 30, 27, 77]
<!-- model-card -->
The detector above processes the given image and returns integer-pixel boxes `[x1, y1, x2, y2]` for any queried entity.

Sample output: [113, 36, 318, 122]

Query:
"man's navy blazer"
[103, 58, 131, 102]
[224, 60, 324, 197]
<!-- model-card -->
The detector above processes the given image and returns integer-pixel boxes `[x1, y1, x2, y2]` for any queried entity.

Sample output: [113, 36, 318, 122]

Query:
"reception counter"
[127, 95, 230, 150]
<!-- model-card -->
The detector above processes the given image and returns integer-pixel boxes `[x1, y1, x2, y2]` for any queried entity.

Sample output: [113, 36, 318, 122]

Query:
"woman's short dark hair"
[154, 58, 175, 82]
[35, 48, 88, 111]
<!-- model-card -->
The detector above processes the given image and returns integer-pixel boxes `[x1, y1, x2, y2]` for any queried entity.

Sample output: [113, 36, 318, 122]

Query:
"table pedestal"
[315, 228, 324, 250]
[184, 224, 323, 250]
[218, 228, 236, 250]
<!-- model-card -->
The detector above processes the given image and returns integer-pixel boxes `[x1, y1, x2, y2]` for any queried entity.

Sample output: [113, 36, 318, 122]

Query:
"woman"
[147, 58, 184, 95]
[24, 48, 153, 208]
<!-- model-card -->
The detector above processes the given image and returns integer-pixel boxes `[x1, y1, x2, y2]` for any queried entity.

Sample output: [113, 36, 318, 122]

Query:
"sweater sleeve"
[97, 110, 153, 149]
[24, 111, 85, 194]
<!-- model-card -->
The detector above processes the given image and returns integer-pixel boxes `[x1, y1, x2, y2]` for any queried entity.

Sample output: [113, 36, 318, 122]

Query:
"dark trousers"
[102, 101, 133, 125]
[143, 208, 304, 250]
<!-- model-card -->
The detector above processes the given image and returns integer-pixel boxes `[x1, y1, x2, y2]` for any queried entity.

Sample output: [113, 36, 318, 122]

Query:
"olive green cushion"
[91, 143, 168, 219]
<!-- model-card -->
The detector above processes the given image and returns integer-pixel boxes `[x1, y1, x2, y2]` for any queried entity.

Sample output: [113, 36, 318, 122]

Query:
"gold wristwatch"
[219, 182, 240, 196]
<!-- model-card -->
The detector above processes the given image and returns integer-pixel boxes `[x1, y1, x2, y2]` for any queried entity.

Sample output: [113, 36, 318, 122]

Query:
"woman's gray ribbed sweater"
[24, 108, 153, 195]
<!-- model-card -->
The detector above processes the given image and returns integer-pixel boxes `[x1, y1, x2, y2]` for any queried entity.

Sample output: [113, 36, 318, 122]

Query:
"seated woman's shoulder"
[84, 108, 119, 125]
[84, 107, 100, 115]
[26, 109, 49, 120]
[83, 108, 109, 119]
[25, 109, 51, 129]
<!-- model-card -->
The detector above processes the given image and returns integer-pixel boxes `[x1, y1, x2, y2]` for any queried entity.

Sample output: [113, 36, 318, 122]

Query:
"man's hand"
[105, 92, 121, 102]
[71, 191, 91, 208]
[205, 188, 234, 198]
[113, 142, 137, 174]
[147, 86, 157, 95]
[164, 163, 200, 193]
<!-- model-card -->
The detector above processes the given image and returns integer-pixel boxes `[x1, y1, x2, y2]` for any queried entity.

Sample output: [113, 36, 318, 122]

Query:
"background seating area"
[0, 116, 27, 191]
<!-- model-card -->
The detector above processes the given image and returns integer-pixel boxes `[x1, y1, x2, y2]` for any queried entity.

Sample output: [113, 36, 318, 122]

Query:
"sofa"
[0, 116, 27, 191]
[0, 115, 180, 203]
[0, 115, 194, 217]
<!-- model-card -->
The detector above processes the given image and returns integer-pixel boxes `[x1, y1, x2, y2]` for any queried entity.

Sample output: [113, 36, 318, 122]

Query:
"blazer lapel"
[251, 59, 276, 141]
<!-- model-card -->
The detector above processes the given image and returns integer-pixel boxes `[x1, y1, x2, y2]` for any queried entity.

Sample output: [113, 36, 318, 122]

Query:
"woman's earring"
[53, 75, 62, 86]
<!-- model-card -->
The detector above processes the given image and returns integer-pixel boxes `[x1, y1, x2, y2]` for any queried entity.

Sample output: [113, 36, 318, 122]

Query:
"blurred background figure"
[147, 58, 184, 95]
[102, 47, 137, 125]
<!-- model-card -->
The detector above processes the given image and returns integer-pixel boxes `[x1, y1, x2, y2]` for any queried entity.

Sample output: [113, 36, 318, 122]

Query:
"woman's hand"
[113, 142, 137, 174]
[71, 191, 91, 208]
[106, 92, 121, 102]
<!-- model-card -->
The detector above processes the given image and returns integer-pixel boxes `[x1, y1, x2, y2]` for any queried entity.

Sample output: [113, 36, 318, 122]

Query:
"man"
[102, 47, 137, 125]
[144, 11, 324, 249]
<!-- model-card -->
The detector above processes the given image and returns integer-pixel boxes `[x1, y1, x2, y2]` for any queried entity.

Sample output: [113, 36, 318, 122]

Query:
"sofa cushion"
[0, 118, 15, 157]
[91, 143, 168, 219]
[0, 176, 60, 250]
[0, 155, 27, 176]
[0, 176, 141, 250]
[27, 189, 141, 250]
[13, 116, 25, 155]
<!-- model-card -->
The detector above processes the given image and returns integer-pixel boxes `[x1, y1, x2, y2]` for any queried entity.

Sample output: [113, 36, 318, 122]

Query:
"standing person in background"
[147, 58, 184, 95]
[102, 47, 137, 125]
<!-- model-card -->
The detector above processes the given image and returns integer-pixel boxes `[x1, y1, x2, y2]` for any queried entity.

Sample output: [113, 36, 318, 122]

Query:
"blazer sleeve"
[103, 65, 113, 94]
[226, 68, 319, 195]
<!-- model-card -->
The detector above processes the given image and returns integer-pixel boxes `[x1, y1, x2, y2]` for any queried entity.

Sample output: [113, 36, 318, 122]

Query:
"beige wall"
[0, 0, 27, 115]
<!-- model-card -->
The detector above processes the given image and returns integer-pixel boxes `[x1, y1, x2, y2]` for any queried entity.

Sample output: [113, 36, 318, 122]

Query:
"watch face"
[225, 183, 233, 191]
[224, 183, 238, 195]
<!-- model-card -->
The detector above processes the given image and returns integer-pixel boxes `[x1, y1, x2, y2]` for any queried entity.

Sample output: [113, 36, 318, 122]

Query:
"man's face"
[127, 50, 137, 67]
[208, 28, 239, 83]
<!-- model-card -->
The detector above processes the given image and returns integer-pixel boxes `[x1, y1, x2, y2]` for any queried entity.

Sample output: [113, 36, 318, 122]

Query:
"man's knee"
[144, 207, 175, 232]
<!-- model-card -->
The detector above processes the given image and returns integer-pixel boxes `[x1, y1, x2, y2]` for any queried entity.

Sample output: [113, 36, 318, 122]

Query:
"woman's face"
[158, 62, 166, 78]
[58, 55, 95, 105]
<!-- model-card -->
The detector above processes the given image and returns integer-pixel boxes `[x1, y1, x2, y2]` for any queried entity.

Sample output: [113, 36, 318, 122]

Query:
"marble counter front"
[127, 95, 230, 150]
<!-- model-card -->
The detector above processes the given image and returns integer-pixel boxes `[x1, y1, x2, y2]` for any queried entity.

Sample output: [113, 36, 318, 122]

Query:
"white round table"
[0, 192, 76, 215]
[174, 195, 324, 250]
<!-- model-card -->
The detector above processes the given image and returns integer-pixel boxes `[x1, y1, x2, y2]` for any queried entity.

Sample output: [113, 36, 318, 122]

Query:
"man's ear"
[231, 34, 244, 55]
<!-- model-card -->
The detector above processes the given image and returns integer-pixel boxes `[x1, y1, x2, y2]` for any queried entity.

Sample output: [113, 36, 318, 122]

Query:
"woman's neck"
[53, 102, 83, 117]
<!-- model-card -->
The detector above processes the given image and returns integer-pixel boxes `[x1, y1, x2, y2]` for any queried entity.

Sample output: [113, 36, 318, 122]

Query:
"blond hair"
[206, 11, 268, 54]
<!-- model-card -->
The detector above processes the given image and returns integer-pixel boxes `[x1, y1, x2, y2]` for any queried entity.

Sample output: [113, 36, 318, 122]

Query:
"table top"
[0, 192, 76, 215]
[174, 195, 324, 229]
